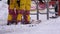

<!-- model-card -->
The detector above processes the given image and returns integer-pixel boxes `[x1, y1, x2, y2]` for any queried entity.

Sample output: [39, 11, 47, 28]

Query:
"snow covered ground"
[0, 17, 60, 34]
[0, 0, 60, 34]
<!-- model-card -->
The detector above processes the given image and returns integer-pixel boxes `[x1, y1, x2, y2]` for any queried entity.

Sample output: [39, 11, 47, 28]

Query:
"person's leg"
[23, 0, 31, 24]
[55, 5, 58, 16]
[24, 11, 30, 24]
[7, 9, 14, 25]
[12, 0, 20, 24]
[16, 0, 26, 24]
[7, 0, 15, 25]
[16, 10, 23, 24]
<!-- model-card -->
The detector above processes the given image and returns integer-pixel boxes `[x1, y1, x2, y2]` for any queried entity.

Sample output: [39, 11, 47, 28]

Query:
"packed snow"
[0, 0, 60, 34]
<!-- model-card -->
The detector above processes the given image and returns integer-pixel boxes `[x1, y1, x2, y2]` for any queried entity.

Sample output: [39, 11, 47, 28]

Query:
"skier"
[54, 0, 58, 18]
[17, 0, 31, 24]
[7, 0, 20, 25]
[50, 0, 58, 18]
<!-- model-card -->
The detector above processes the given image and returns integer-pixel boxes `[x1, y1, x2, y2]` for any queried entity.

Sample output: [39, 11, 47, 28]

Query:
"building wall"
[55, 0, 60, 16]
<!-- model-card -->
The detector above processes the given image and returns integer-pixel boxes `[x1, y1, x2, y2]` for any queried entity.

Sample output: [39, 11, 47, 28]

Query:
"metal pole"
[45, 0, 49, 20]
[34, 0, 39, 20]
[36, 0, 39, 20]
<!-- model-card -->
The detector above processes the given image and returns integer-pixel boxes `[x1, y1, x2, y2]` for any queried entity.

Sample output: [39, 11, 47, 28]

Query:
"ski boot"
[50, 16, 58, 19]
[7, 21, 12, 25]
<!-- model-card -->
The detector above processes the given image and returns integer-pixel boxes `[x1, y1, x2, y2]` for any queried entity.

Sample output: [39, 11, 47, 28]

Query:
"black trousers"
[55, 5, 58, 16]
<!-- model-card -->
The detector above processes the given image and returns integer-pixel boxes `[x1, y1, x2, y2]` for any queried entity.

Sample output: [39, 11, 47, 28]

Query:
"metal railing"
[30, 0, 59, 20]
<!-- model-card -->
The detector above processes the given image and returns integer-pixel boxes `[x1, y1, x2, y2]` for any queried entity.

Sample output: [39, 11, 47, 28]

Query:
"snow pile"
[0, 1, 8, 25]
